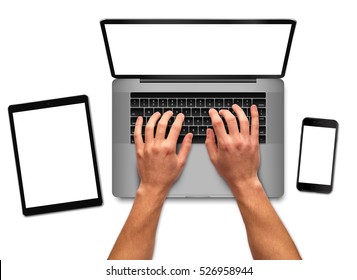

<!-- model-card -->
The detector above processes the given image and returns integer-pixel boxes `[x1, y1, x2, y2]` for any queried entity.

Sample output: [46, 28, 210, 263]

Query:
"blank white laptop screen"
[13, 103, 98, 208]
[104, 23, 293, 75]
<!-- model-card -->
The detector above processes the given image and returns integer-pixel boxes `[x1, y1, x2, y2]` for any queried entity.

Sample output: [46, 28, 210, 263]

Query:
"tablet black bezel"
[8, 95, 102, 216]
[100, 19, 296, 79]
[296, 117, 338, 194]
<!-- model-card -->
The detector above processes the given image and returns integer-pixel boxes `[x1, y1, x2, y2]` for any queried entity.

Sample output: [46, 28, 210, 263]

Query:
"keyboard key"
[159, 99, 167, 107]
[258, 108, 266, 116]
[224, 99, 233, 107]
[131, 108, 143, 117]
[178, 99, 186, 107]
[131, 117, 137, 125]
[150, 99, 158, 107]
[196, 99, 205, 107]
[168, 99, 177, 107]
[190, 135, 206, 143]
[215, 99, 223, 107]
[173, 108, 181, 115]
[163, 108, 172, 113]
[140, 99, 148, 107]
[182, 108, 191, 116]
[259, 126, 266, 135]
[203, 117, 211, 125]
[253, 99, 266, 107]
[144, 108, 153, 116]
[181, 126, 189, 135]
[194, 117, 202, 125]
[184, 117, 193, 125]
[199, 126, 207, 135]
[131, 99, 139, 107]
[187, 99, 195, 107]
[192, 108, 200, 116]
[189, 126, 198, 134]
[153, 108, 163, 114]
[130, 126, 135, 134]
[234, 98, 243, 107]
[206, 99, 214, 107]
[201, 108, 209, 116]
[242, 108, 248, 116]
[243, 99, 252, 107]
[174, 135, 205, 143]
[259, 135, 266, 144]
[259, 117, 266, 125]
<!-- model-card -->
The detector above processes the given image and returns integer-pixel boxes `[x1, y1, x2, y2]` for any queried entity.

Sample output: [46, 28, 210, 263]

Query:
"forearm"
[108, 185, 166, 260]
[233, 179, 301, 260]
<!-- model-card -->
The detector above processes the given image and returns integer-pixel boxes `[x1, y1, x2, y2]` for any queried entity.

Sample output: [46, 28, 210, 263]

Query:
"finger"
[209, 108, 227, 139]
[145, 112, 161, 143]
[232, 104, 249, 135]
[167, 113, 184, 143]
[134, 116, 144, 149]
[219, 109, 239, 135]
[177, 133, 193, 167]
[250, 105, 259, 140]
[155, 110, 173, 140]
[205, 128, 218, 163]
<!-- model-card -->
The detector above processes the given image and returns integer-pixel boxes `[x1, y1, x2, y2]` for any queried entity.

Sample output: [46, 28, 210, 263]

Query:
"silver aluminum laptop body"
[101, 19, 296, 198]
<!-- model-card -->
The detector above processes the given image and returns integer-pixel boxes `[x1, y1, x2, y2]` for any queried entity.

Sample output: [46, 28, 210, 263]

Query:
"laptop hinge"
[140, 79, 257, 83]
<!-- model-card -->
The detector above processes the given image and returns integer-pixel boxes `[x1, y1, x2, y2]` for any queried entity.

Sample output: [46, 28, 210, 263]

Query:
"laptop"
[100, 19, 296, 198]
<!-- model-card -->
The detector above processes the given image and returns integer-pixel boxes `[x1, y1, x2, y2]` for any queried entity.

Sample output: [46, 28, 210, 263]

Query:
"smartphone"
[297, 117, 338, 193]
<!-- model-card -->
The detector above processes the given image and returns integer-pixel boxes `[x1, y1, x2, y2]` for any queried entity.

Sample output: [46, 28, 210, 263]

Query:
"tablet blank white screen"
[13, 103, 98, 208]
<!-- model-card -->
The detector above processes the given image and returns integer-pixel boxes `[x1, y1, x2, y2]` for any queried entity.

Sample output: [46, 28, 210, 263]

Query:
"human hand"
[134, 111, 193, 200]
[205, 104, 261, 197]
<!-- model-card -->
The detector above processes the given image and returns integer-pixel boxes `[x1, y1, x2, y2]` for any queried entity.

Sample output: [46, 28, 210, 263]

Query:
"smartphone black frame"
[296, 117, 338, 194]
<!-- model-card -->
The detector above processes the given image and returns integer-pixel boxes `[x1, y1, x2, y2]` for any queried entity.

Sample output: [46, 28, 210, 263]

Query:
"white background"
[0, 0, 356, 279]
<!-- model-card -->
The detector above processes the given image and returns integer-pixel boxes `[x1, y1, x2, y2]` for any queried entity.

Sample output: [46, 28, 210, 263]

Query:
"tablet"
[9, 95, 102, 216]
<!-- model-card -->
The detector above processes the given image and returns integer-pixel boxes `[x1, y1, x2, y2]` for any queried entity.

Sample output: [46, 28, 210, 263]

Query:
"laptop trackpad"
[169, 144, 231, 197]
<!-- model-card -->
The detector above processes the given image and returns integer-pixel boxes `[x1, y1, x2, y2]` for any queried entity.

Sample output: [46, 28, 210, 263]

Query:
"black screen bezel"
[296, 117, 338, 194]
[8, 95, 102, 216]
[100, 19, 296, 79]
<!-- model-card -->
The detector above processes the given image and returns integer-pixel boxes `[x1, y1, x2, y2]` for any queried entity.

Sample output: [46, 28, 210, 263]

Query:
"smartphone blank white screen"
[298, 126, 336, 185]
[105, 23, 292, 75]
[13, 104, 98, 208]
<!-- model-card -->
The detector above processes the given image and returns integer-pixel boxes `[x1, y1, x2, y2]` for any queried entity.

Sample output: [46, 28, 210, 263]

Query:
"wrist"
[229, 177, 264, 200]
[136, 183, 168, 207]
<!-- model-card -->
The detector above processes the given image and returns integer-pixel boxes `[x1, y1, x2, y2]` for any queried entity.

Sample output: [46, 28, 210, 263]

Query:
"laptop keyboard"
[130, 92, 266, 144]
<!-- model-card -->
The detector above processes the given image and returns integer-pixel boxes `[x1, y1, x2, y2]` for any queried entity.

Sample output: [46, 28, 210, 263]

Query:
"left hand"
[134, 111, 193, 198]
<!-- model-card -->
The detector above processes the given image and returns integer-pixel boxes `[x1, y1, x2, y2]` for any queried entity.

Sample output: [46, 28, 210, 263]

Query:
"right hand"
[205, 104, 261, 196]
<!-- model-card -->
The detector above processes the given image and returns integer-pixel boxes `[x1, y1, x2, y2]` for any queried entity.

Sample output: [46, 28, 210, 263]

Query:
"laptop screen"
[101, 19, 296, 78]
